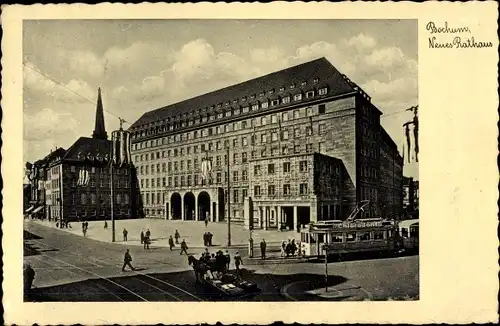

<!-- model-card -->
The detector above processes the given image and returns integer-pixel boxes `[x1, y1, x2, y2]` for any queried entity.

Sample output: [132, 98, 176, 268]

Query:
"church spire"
[92, 87, 108, 140]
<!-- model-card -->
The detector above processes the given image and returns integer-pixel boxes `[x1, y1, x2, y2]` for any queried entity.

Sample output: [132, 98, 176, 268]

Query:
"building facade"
[26, 88, 139, 223]
[379, 128, 404, 219]
[403, 176, 419, 218]
[129, 57, 403, 229]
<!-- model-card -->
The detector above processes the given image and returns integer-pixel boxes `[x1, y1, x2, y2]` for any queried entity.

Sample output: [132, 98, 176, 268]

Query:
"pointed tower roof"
[92, 87, 108, 140]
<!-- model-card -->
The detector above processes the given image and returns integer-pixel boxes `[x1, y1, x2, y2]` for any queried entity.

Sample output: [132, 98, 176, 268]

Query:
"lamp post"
[226, 146, 231, 247]
[110, 162, 115, 242]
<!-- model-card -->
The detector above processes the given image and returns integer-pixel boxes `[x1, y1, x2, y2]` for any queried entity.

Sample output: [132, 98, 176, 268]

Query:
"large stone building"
[129, 57, 403, 229]
[26, 88, 140, 223]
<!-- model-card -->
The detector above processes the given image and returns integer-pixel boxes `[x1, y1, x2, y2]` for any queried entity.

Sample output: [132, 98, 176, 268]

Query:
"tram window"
[374, 231, 384, 240]
[310, 234, 317, 243]
[346, 232, 356, 242]
[331, 233, 343, 242]
[306, 234, 309, 243]
[318, 234, 325, 243]
[410, 226, 419, 238]
[358, 232, 371, 241]
[401, 228, 409, 238]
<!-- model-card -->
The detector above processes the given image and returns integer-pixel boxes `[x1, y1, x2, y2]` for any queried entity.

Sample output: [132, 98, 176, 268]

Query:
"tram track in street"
[25, 238, 203, 302]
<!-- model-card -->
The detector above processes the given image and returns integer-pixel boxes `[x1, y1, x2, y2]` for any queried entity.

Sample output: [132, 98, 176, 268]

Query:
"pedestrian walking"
[104, 220, 108, 229]
[204, 217, 209, 227]
[140, 230, 145, 244]
[123, 228, 128, 241]
[281, 240, 287, 257]
[234, 251, 243, 274]
[174, 230, 180, 244]
[224, 250, 231, 271]
[260, 239, 267, 260]
[203, 232, 208, 247]
[144, 235, 150, 249]
[23, 263, 35, 297]
[122, 249, 135, 271]
[180, 239, 189, 255]
[145, 229, 151, 239]
[168, 235, 175, 251]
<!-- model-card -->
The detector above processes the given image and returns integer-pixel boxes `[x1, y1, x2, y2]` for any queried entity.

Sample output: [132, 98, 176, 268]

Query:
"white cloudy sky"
[23, 19, 418, 179]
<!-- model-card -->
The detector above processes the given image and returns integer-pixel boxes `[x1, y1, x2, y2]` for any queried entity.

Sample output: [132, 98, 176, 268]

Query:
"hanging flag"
[405, 124, 411, 163]
[413, 115, 419, 163]
[119, 130, 126, 167]
[77, 169, 82, 186]
[201, 157, 212, 181]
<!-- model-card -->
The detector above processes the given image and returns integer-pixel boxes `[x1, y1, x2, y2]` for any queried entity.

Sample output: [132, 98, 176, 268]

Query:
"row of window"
[136, 143, 324, 176]
[134, 122, 327, 162]
[68, 166, 129, 175]
[71, 193, 130, 205]
[70, 177, 130, 188]
[132, 103, 327, 150]
[68, 208, 131, 218]
[138, 160, 311, 189]
[132, 86, 328, 136]
[254, 183, 309, 197]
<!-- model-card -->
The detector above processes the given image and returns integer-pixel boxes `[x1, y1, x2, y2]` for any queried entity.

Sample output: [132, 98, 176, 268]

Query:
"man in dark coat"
[260, 239, 267, 260]
[123, 228, 128, 241]
[140, 230, 145, 244]
[122, 249, 135, 271]
[203, 232, 208, 247]
[208, 232, 213, 246]
[23, 263, 35, 297]
[168, 235, 175, 251]
[174, 230, 180, 244]
[180, 239, 189, 255]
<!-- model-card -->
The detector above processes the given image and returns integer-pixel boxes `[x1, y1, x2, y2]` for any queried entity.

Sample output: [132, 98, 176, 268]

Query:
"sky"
[23, 19, 419, 179]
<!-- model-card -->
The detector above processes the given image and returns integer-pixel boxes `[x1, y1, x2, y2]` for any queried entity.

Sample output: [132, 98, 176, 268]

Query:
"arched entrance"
[170, 193, 182, 220]
[183, 192, 195, 220]
[197, 191, 211, 221]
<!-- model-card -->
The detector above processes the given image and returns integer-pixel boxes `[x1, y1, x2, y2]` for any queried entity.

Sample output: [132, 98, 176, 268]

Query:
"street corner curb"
[280, 281, 307, 301]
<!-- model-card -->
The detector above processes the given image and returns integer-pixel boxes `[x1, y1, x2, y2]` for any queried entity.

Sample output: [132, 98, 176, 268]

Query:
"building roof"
[380, 127, 398, 149]
[62, 136, 111, 162]
[130, 57, 357, 129]
[34, 147, 66, 166]
[92, 87, 108, 140]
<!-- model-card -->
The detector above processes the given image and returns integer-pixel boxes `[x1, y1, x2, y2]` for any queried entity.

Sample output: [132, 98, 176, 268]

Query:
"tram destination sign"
[312, 221, 385, 229]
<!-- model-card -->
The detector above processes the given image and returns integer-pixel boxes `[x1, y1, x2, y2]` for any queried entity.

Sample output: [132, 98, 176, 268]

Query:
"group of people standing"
[203, 232, 214, 247]
[140, 229, 152, 249]
[281, 239, 300, 257]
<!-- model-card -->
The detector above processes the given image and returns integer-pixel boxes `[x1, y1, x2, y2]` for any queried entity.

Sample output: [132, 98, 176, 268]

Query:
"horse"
[187, 255, 209, 283]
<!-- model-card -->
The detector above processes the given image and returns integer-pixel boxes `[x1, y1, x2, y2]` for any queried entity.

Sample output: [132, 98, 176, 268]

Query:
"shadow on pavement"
[24, 231, 60, 257]
[25, 267, 348, 302]
[306, 250, 420, 264]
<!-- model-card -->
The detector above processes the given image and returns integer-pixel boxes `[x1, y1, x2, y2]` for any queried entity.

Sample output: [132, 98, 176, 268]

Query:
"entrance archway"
[183, 192, 195, 220]
[197, 191, 211, 221]
[170, 193, 182, 220]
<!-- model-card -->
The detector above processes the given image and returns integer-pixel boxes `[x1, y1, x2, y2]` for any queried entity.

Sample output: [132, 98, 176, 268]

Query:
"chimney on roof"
[92, 87, 108, 140]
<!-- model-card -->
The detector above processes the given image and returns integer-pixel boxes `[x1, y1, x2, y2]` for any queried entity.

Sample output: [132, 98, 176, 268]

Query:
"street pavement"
[24, 220, 419, 302]
[30, 217, 300, 249]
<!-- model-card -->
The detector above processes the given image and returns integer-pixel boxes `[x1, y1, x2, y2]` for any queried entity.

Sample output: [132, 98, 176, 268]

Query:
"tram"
[398, 218, 419, 251]
[300, 218, 400, 257]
